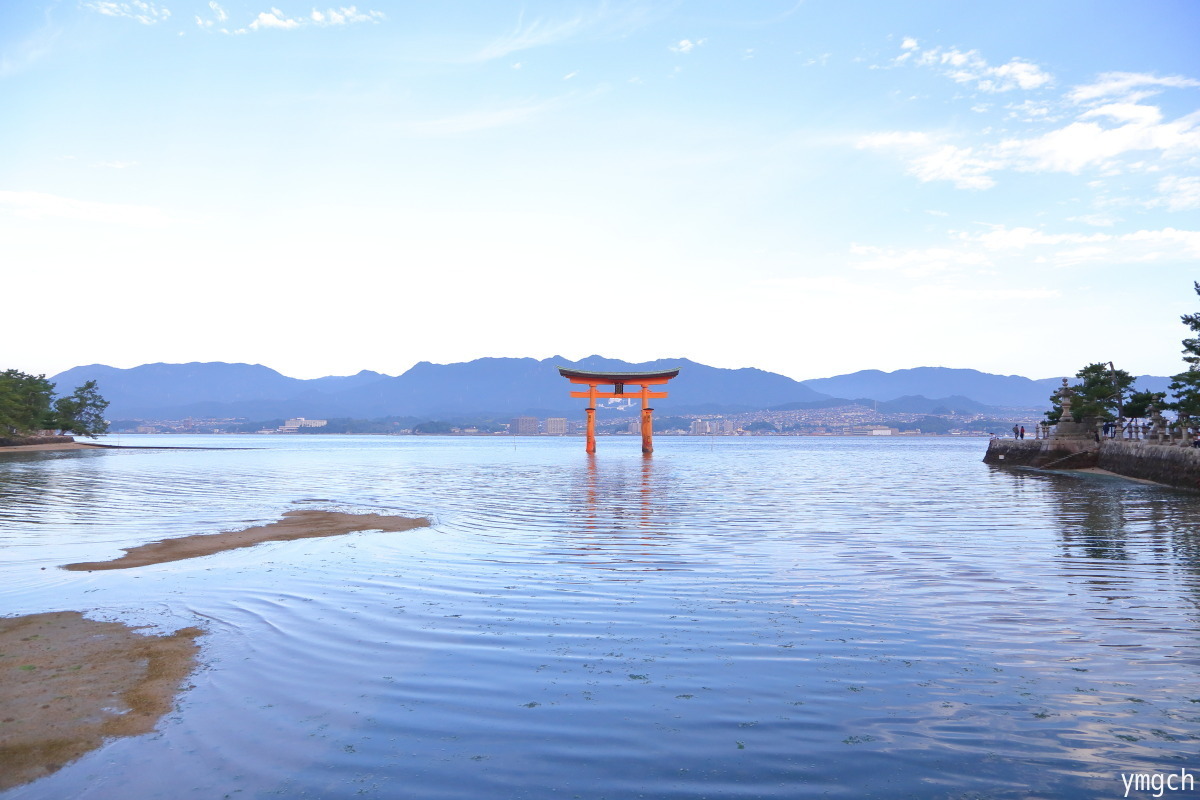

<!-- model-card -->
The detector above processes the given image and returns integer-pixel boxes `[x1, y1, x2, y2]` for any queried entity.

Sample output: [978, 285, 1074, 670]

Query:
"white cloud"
[849, 224, 1200, 277]
[562, 71, 577, 80]
[908, 145, 998, 189]
[670, 38, 705, 54]
[1155, 175, 1200, 211]
[0, 190, 169, 227]
[856, 134, 997, 189]
[198, 5, 383, 33]
[1069, 72, 1200, 105]
[249, 9, 301, 30]
[84, 1, 171, 25]
[997, 105, 1200, 174]
[311, 7, 385, 26]
[862, 74, 1200, 188]
[908, 44, 1053, 92]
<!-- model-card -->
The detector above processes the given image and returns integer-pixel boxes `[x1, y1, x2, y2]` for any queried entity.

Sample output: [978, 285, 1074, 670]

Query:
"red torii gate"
[558, 367, 681, 455]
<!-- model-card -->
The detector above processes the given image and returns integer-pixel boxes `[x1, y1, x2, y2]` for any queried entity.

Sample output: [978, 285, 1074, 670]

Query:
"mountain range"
[49, 357, 1173, 422]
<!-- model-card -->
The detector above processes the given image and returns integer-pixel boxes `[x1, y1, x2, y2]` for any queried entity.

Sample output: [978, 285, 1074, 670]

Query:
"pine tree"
[1045, 363, 1134, 423]
[1168, 281, 1200, 418]
[52, 380, 110, 438]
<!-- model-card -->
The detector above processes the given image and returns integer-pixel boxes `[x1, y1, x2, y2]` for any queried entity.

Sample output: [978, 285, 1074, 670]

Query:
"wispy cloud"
[309, 7, 385, 26]
[249, 8, 301, 30]
[861, 53, 1200, 200]
[196, 5, 384, 34]
[896, 39, 1053, 92]
[83, 1, 171, 25]
[851, 224, 1200, 276]
[1154, 175, 1200, 211]
[669, 38, 705, 54]
[0, 7, 60, 78]
[996, 103, 1200, 174]
[857, 133, 998, 189]
[472, 13, 585, 61]
[1069, 72, 1200, 104]
[0, 190, 169, 227]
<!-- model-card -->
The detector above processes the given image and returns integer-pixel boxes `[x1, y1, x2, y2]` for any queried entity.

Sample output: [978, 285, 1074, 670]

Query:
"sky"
[2, 1, 1199, 382]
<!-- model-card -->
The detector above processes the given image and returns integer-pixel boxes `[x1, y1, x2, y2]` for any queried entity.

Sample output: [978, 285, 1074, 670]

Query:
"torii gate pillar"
[558, 367, 681, 455]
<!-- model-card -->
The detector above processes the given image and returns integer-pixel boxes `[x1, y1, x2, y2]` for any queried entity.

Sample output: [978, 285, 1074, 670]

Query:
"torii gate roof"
[557, 367, 681, 382]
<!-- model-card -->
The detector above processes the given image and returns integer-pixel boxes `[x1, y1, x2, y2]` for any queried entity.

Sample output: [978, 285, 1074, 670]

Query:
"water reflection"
[552, 453, 693, 573]
[1000, 465, 1200, 615]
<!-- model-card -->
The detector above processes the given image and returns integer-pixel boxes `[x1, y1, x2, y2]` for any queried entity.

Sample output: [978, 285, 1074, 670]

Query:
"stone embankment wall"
[983, 438, 1099, 469]
[1098, 441, 1200, 491]
[0, 435, 74, 448]
[985, 438, 1200, 490]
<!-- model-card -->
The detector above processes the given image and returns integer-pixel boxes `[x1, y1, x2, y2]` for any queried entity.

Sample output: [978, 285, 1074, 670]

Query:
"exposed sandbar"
[63, 510, 431, 571]
[0, 611, 202, 790]
[0, 443, 98, 453]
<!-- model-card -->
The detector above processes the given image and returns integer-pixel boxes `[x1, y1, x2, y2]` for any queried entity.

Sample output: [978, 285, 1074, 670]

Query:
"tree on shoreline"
[0, 370, 109, 438]
[1168, 281, 1200, 419]
[52, 380, 110, 437]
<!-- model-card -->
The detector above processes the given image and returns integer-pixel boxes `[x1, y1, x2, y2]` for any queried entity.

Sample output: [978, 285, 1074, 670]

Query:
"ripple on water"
[2, 436, 1200, 799]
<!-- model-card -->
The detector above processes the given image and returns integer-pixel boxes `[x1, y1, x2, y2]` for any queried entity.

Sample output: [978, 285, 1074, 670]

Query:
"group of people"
[1011, 424, 1026, 440]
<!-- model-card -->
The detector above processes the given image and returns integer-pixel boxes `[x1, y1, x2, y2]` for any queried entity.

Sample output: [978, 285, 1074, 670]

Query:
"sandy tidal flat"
[63, 509, 431, 571]
[0, 612, 203, 791]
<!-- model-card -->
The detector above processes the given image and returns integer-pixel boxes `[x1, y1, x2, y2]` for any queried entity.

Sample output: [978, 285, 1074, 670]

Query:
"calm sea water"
[2, 435, 1199, 799]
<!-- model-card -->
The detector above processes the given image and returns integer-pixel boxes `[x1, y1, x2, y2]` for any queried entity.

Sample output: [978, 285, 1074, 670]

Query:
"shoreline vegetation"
[63, 509, 431, 571]
[0, 612, 203, 791]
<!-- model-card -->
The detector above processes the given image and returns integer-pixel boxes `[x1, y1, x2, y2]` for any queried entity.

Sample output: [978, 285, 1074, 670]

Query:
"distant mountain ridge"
[50, 359, 1172, 422]
[51, 356, 829, 421]
[803, 367, 1170, 408]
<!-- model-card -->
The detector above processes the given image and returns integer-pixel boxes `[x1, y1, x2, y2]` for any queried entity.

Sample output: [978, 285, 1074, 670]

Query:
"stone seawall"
[985, 438, 1200, 491]
[1098, 441, 1200, 491]
[983, 438, 1099, 469]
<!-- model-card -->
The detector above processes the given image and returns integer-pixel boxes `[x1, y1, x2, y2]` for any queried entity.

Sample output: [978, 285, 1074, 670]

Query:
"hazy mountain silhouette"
[52, 359, 1171, 421]
[51, 356, 830, 420]
[803, 367, 1170, 407]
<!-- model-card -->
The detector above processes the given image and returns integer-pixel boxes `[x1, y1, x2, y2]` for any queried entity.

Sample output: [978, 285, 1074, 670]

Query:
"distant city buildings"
[689, 418, 737, 435]
[278, 418, 327, 433]
[509, 416, 539, 435]
[110, 406, 1020, 438]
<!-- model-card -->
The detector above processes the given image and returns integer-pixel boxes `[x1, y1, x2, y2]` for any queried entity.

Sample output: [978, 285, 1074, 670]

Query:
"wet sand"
[0, 611, 203, 790]
[0, 443, 98, 453]
[63, 510, 431, 571]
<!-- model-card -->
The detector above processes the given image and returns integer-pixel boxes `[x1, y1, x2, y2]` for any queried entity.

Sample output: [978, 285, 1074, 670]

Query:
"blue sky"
[2, 1, 1198, 381]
